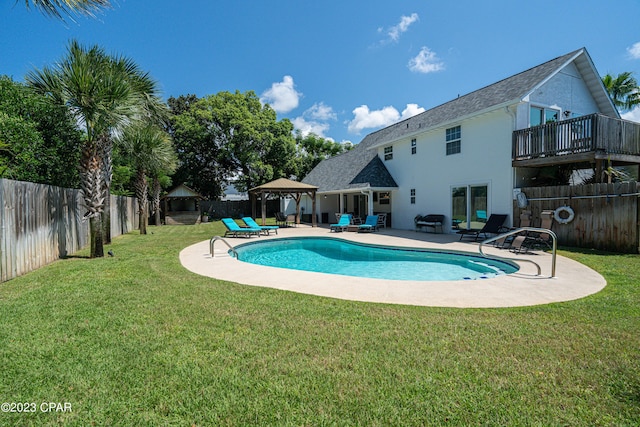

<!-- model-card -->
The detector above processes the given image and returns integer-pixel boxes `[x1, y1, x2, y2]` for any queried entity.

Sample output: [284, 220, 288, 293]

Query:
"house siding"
[528, 62, 599, 120]
[382, 110, 515, 231]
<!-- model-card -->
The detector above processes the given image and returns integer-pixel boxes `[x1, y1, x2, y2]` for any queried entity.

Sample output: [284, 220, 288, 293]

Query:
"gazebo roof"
[249, 178, 318, 194]
[161, 183, 203, 199]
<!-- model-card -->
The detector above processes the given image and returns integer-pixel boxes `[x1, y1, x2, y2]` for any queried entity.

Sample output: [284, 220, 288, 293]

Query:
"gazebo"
[249, 178, 318, 227]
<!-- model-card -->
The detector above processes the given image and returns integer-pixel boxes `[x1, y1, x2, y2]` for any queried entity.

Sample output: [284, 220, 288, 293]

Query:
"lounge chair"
[458, 214, 508, 241]
[221, 218, 262, 238]
[242, 217, 279, 235]
[330, 214, 351, 232]
[357, 215, 379, 233]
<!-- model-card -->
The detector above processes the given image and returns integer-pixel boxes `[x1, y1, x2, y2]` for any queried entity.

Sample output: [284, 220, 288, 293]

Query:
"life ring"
[554, 206, 575, 224]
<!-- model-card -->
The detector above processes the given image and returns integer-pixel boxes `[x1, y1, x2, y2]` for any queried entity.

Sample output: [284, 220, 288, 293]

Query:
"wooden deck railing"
[512, 113, 640, 161]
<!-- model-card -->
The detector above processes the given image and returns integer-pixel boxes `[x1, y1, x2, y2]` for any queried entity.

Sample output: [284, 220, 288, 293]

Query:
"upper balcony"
[512, 113, 640, 168]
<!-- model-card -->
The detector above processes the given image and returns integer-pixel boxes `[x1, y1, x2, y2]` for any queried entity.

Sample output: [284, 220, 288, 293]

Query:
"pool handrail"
[210, 236, 238, 258]
[478, 227, 557, 278]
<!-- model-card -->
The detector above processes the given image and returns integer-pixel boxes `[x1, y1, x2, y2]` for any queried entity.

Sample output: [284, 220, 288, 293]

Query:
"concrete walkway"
[179, 225, 606, 308]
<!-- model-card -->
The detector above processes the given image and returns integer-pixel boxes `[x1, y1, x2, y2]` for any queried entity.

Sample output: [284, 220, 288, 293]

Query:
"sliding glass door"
[452, 184, 488, 230]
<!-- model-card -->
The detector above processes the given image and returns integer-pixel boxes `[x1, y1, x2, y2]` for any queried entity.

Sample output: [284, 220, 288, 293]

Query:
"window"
[410, 189, 416, 204]
[446, 125, 461, 155]
[384, 146, 393, 160]
[411, 138, 417, 155]
[379, 192, 390, 204]
[530, 106, 559, 126]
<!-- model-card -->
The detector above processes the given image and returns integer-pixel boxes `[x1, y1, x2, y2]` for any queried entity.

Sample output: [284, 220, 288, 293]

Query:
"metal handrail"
[210, 236, 238, 258]
[478, 227, 558, 278]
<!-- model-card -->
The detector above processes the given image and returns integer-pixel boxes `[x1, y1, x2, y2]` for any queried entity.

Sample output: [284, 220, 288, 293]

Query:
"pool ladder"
[210, 236, 238, 258]
[478, 227, 557, 278]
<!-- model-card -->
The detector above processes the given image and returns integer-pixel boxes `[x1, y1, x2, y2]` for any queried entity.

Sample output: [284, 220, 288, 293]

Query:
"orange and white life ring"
[554, 206, 575, 224]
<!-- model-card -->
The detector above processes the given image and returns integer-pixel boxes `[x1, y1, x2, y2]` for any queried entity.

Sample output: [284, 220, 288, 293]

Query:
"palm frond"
[24, 0, 111, 19]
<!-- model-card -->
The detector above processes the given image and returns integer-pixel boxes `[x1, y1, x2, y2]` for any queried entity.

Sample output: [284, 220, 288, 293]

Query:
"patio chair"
[458, 214, 508, 241]
[357, 215, 379, 233]
[523, 210, 555, 250]
[275, 212, 295, 227]
[221, 218, 262, 238]
[330, 214, 351, 232]
[242, 217, 279, 235]
[376, 213, 387, 229]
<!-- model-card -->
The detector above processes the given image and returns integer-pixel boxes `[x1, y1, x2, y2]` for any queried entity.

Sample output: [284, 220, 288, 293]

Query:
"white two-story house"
[301, 47, 640, 232]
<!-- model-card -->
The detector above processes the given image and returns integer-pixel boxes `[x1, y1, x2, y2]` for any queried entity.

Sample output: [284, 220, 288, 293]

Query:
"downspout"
[506, 105, 519, 220]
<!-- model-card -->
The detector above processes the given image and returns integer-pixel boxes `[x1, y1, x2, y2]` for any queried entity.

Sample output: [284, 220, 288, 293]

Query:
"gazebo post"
[261, 190, 267, 225]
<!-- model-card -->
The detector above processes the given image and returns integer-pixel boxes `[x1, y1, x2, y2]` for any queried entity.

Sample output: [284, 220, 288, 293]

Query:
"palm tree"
[26, 39, 160, 257]
[23, 0, 111, 18]
[602, 72, 640, 112]
[119, 124, 177, 234]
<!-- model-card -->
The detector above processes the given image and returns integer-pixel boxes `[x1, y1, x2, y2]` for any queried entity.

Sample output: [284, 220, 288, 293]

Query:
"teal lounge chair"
[358, 215, 379, 232]
[330, 214, 351, 232]
[242, 217, 279, 235]
[221, 218, 261, 238]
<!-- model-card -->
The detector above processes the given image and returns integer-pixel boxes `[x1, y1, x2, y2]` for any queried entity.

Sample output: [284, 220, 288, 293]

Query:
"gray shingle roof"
[303, 48, 613, 193]
[301, 143, 397, 192]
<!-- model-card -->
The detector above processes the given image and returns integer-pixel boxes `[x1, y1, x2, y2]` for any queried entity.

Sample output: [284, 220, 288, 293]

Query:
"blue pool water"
[233, 237, 518, 281]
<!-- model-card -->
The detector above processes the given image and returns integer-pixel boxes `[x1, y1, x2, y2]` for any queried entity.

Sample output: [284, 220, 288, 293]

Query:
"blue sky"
[2, 0, 639, 144]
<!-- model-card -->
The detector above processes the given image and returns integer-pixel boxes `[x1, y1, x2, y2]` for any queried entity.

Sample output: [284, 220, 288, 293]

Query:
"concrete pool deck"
[179, 225, 606, 308]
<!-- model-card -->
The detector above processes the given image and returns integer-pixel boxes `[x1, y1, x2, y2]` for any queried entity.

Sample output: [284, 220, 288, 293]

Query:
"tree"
[26, 39, 161, 257]
[293, 131, 350, 179]
[602, 72, 640, 112]
[119, 124, 177, 234]
[170, 91, 297, 198]
[23, 0, 111, 18]
[0, 76, 82, 187]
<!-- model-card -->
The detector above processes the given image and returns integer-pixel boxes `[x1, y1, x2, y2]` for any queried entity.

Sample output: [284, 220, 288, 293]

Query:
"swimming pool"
[233, 237, 518, 281]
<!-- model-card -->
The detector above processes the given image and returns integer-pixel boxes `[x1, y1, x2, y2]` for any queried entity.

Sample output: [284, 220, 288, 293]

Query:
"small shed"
[249, 178, 318, 227]
[161, 184, 204, 225]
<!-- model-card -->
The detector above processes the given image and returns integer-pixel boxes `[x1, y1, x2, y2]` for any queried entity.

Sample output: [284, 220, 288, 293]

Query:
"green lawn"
[0, 222, 639, 426]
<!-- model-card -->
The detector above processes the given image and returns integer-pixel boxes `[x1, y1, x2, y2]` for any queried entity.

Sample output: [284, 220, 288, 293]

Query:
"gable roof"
[301, 143, 398, 192]
[162, 184, 203, 199]
[303, 48, 617, 193]
[366, 48, 618, 148]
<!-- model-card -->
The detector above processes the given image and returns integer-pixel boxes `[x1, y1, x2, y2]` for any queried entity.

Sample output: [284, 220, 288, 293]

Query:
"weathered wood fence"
[0, 179, 138, 282]
[514, 181, 640, 253]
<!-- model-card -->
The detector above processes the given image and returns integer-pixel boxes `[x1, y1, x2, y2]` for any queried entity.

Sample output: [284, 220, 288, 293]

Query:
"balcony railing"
[512, 113, 640, 162]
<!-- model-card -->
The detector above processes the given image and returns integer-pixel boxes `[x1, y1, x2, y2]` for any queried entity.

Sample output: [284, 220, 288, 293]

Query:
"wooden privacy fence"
[514, 181, 640, 253]
[0, 179, 138, 282]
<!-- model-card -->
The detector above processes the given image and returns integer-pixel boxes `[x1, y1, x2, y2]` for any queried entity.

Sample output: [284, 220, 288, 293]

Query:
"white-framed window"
[446, 125, 461, 155]
[384, 145, 393, 161]
[530, 105, 560, 126]
[410, 188, 416, 204]
[411, 138, 417, 155]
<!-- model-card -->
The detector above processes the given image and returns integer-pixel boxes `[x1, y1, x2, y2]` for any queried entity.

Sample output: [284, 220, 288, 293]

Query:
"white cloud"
[260, 75, 301, 113]
[290, 102, 337, 138]
[408, 47, 445, 73]
[292, 117, 331, 138]
[627, 42, 640, 59]
[400, 103, 425, 120]
[385, 13, 419, 42]
[622, 106, 640, 123]
[305, 102, 337, 121]
[347, 105, 400, 133]
[347, 103, 425, 134]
